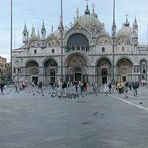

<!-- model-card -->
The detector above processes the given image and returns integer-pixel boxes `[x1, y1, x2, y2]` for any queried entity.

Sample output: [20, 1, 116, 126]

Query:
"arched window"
[140, 60, 147, 81]
[34, 49, 37, 54]
[102, 47, 105, 53]
[52, 49, 55, 53]
[67, 33, 89, 52]
[122, 47, 125, 52]
[102, 68, 107, 76]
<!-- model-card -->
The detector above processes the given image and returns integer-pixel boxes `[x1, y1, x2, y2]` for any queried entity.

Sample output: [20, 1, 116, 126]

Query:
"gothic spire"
[37, 29, 40, 38]
[41, 20, 46, 39]
[133, 16, 138, 29]
[23, 21, 27, 33]
[31, 25, 36, 38]
[41, 20, 46, 30]
[124, 14, 130, 26]
[76, 8, 79, 19]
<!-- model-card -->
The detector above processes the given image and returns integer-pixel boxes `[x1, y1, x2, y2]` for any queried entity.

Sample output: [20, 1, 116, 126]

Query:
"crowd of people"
[0, 78, 141, 98]
[103, 81, 139, 98]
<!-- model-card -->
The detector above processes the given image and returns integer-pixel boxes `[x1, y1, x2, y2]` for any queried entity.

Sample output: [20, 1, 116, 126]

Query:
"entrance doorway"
[75, 73, 82, 81]
[32, 76, 38, 85]
[122, 76, 126, 82]
[102, 77, 107, 84]
[102, 68, 107, 84]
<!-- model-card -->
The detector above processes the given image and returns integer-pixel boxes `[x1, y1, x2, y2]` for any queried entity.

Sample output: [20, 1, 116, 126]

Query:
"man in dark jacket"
[0, 81, 5, 94]
[133, 81, 138, 96]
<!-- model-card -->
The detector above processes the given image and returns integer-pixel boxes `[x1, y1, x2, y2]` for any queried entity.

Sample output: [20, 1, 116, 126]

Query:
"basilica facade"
[12, 5, 148, 85]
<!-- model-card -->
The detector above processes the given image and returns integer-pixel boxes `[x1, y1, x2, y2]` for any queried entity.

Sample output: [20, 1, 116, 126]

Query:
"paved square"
[0, 86, 148, 148]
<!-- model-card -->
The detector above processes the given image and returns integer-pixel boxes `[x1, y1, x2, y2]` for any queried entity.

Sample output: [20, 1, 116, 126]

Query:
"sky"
[0, 0, 148, 62]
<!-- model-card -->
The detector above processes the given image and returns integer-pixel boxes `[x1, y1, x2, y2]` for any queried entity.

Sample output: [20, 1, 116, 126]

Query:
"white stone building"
[12, 5, 148, 85]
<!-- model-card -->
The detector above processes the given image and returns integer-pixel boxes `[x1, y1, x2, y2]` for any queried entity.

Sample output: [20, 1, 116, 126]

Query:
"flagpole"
[112, 0, 116, 83]
[60, 0, 64, 81]
[10, 0, 13, 81]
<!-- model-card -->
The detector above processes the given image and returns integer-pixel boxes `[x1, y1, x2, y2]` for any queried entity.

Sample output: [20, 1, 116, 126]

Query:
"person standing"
[133, 81, 139, 96]
[104, 83, 108, 95]
[15, 81, 19, 93]
[124, 81, 128, 98]
[0, 81, 5, 94]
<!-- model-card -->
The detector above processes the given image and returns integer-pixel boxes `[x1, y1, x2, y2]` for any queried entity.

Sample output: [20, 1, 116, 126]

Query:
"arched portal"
[25, 60, 39, 84]
[140, 60, 147, 84]
[96, 58, 112, 84]
[67, 33, 89, 52]
[65, 54, 87, 82]
[43, 59, 58, 83]
[116, 58, 133, 82]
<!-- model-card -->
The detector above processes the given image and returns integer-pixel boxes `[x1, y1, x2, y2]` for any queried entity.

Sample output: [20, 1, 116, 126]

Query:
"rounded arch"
[115, 56, 133, 66]
[116, 35, 131, 46]
[65, 52, 88, 66]
[65, 53, 88, 82]
[96, 34, 112, 46]
[45, 36, 60, 47]
[96, 57, 112, 84]
[70, 65, 86, 75]
[116, 58, 133, 66]
[25, 60, 39, 78]
[140, 59, 147, 65]
[25, 60, 39, 67]
[42, 58, 58, 67]
[43, 58, 58, 83]
[116, 58, 133, 82]
[95, 56, 112, 66]
[64, 27, 92, 48]
[66, 33, 90, 51]
[26, 38, 40, 49]
[140, 59, 147, 83]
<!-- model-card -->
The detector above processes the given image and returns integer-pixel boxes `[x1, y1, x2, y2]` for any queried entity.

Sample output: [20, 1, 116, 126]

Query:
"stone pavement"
[0, 86, 148, 148]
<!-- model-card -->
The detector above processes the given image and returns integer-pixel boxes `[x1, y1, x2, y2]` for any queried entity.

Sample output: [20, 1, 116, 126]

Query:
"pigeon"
[93, 112, 98, 115]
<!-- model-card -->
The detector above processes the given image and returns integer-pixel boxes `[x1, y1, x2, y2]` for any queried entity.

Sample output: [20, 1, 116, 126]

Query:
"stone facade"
[12, 5, 148, 85]
[0, 56, 7, 81]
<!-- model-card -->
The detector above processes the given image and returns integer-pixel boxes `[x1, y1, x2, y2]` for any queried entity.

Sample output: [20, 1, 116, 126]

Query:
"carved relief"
[98, 37, 111, 45]
[30, 40, 40, 48]
[29, 67, 39, 75]
[47, 39, 59, 47]
[117, 37, 130, 45]
[67, 55, 87, 66]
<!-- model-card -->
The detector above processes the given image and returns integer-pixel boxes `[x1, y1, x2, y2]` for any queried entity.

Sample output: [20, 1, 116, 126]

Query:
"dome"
[77, 14, 104, 33]
[117, 26, 134, 37]
[91, 11, 98, 18]
[52, 29, 68, 39]
[117, 18, 134, 37]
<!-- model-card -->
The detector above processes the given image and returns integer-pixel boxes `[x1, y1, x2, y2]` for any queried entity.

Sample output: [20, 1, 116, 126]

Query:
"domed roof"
[77, 14, 104, 33]
[52, 29, 67, 39]
[117, 26, 133, 37]
[91, 11, 98, 18]
[117, 18, 134, 37]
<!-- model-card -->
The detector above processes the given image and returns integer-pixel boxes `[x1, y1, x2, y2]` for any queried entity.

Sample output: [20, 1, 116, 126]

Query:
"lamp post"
[60, 0, 64, 81]
[112, 0, 116, 83]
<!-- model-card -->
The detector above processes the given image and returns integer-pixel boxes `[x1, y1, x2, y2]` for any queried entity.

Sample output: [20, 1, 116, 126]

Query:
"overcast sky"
[0, 0, 148, 62]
